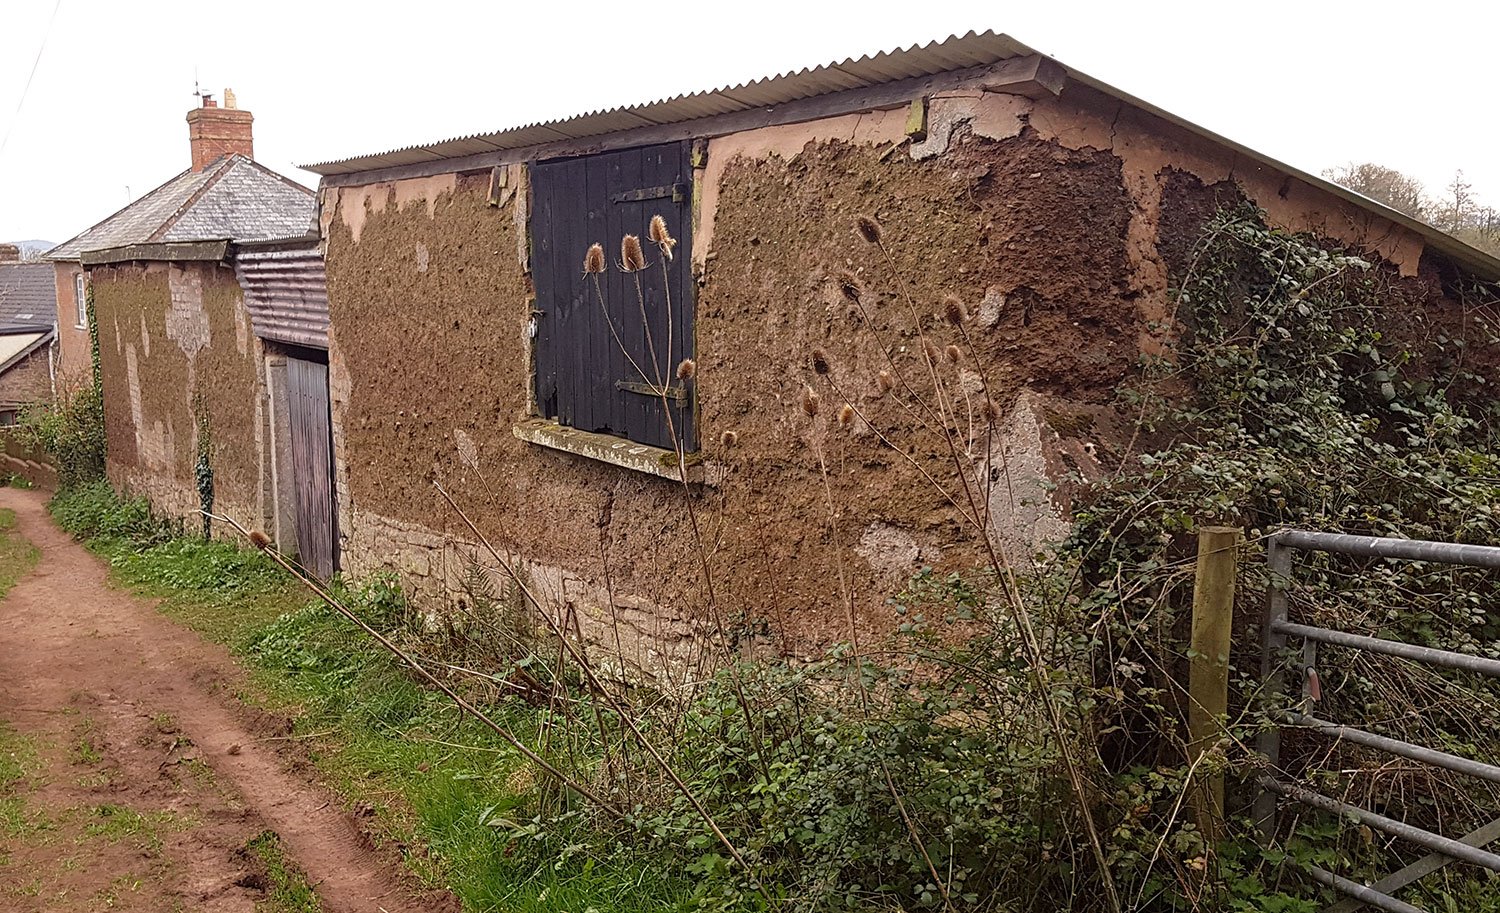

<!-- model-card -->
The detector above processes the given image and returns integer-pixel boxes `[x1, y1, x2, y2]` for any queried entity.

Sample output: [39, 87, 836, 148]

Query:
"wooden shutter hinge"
[615, 379, 688, 404]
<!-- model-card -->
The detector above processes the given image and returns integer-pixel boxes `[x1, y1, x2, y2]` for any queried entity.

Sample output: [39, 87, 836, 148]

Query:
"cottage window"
[74, 274, 87, 328]
[528, 141, 695, 453]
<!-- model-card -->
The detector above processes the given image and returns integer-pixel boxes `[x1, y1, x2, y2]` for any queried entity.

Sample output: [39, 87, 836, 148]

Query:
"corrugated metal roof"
[302, 31, 1031, 175]
[48, 156, 315, 261]
[0, 263, 57, 328]
[234, 242, 329, 349]
[299, 30, 1500, 282]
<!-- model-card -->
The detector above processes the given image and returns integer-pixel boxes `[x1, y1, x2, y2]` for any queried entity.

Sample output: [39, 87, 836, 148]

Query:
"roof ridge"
[147, 155, 236, 243]
[233, 155, 315, 197]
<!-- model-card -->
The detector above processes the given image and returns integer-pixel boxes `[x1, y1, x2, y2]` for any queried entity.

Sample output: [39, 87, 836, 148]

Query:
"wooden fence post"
[1188, 525, 1240, 842]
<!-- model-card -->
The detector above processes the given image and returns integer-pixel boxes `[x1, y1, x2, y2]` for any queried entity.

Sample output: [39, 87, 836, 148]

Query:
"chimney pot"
[224, 88, 237, 110]
[186, 94, 253, 171]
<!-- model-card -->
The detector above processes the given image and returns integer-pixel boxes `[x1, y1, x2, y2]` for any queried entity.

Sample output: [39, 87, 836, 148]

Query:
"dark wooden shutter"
[532, 142, 694, 451]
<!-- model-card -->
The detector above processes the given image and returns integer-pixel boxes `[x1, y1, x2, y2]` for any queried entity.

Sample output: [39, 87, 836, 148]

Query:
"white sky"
[1, 0, 1496, 245]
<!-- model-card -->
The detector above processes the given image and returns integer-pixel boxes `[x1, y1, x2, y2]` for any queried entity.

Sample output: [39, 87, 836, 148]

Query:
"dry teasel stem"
[621, 235, 646, 272]
[945, 344, 962, 364]
[801, 386, 821, 417]
[838, 403, 854, 428]
[584, 243, 606, 274]
[649, 215, 678, 261]
[943, 294, 968, 325]
[981, 399, 1000, 423]
[720, 430, 739, 448]
[811, 348, 831, 375]
[677, 358, 697, 381]
[835, 270, 863, 304]
[876, 370, 894, 395]
[855, 215, 883, 245]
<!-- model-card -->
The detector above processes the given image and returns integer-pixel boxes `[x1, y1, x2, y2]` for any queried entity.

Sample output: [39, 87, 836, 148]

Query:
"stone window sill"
[513, 418, 724, 485]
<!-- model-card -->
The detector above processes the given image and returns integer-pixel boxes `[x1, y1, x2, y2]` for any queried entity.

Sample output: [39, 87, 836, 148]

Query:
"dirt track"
[0, 488, 445, 912]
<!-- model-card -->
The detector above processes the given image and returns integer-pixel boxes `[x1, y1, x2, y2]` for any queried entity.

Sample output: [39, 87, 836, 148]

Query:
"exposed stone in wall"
[341, 504, 704, 682]
[165, 266, 210, 360]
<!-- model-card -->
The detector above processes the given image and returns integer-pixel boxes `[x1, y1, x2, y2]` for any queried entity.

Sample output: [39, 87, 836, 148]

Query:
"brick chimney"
[186, 88, 253, 172]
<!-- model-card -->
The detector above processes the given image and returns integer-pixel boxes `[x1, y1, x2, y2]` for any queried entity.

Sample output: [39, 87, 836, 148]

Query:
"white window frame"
[74, 274, 87, 328]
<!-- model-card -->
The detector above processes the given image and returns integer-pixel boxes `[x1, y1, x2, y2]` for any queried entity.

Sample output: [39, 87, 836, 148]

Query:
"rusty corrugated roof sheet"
[233, 239, 329, 350]
[299, 30, 1500, 282]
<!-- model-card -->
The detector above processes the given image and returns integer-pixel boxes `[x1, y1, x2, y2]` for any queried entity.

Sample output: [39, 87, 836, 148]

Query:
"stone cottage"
[297, 32, 1498, 666]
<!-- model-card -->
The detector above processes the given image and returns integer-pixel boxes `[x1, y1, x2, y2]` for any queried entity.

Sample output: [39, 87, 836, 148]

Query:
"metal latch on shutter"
[615, 379, 688, 404]
[611, 183, 688, 204]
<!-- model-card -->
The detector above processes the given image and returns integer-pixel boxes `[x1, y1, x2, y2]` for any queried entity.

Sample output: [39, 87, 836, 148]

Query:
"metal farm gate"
[286, 356, 337, 579]
[1256, 529, 1500, 913]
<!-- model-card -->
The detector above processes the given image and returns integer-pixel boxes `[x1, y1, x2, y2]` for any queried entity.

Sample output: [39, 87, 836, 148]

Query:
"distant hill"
[3, 241, 56, 261]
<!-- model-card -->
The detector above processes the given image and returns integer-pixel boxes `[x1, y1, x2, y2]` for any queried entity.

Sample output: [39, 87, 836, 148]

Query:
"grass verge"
[0, 508, 39, 597]
[244, 830, 321, 913]
[48, 482, 691, 913]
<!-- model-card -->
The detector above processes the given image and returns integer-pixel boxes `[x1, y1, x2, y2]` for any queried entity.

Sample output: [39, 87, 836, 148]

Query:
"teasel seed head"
[801, 386, 820, 417]
[621, 235, 646, 272]
[835, 270, 863, 305]
[922, 338, 940, 364]
[648, 215, 677, 261]
[676, 358, 696, 381]
[855, 215, 883, 245]
[838, 403, 855, 428]
[981, 399, 1001, 423]
[811, 348, 831, 375]
[248, 530, 272, 550]
[876, 370, 894, 395]
[584, 243, 606, 274]
[943, 294, 968, 325]
[720, 430, 739, 448]
[945, 344, 963, 364]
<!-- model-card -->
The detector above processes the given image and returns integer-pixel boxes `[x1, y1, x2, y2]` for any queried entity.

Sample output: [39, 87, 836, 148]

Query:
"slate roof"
[0, 263, 58, 328]
[47, 155, 314, 261]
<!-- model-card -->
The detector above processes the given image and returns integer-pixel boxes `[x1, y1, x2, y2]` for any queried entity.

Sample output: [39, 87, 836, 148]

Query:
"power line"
[0, 0, 64, 160]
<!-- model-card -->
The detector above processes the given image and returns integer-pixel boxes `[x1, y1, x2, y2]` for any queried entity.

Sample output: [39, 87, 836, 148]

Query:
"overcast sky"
[1, 0, 1495, 245]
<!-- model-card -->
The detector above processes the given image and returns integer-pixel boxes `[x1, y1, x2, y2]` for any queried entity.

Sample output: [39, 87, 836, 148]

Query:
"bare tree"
[1322, 162, 1429, 220]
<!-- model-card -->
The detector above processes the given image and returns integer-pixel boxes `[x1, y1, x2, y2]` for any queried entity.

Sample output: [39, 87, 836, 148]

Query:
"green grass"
[0, 723, 50, 844]
[245, 830, 321, 913]
[0, 508, 39, 597]
[47, 483, 692, 913]
[82, 804, 184, 854]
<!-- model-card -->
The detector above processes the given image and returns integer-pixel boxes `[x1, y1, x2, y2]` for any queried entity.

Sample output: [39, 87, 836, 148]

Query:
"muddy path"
[0, 488, 448, 912]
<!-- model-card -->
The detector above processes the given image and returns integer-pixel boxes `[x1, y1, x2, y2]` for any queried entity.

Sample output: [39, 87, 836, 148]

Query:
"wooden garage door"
[287, 356, 338, 579]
